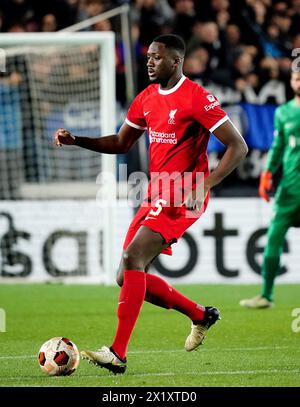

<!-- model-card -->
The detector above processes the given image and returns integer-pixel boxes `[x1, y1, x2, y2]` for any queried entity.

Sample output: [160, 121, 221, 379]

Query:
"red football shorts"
[123, 201, 207, 256]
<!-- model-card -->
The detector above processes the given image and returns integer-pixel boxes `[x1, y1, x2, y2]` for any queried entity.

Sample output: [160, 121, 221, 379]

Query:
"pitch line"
[0, 345, 298, 360]
[132, 369, 300, 378]
[0, 355, 36, 360]
[82, 367, 300, 379]
[129, 345, 298, 354]
[2, 369, 299, 382]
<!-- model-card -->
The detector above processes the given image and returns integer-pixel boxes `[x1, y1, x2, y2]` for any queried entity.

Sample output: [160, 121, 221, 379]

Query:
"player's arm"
[205, 119, 248, 189]
[264, 108, 284, 175]
[259, 108, 284, 201]
[185, 120, 248, 210]
[54, 122, 144, 154]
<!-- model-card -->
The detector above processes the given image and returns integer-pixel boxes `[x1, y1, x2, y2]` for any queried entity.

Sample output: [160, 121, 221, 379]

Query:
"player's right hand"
[54, 128, 75, 147]
[259, 170, 273, 202]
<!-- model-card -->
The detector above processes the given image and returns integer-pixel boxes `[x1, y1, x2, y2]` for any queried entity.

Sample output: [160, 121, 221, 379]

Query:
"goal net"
[0, 32, 116, 199]
[0, 33, 118, 284]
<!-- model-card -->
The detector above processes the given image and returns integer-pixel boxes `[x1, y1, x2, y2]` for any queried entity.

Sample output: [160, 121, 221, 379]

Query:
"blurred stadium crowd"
[1, 0, 299, 99]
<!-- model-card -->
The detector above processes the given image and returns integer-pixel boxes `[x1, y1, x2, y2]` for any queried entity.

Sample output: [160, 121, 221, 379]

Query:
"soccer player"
[54, 34, 248, 374]
[240, 70, 300, 309]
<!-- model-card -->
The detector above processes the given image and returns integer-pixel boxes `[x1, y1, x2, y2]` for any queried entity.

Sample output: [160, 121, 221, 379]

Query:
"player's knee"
[265, 237, 284, 256]
[123, 247, 145, 271]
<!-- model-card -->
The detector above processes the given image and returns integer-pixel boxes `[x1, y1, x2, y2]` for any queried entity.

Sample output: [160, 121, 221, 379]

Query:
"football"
[38, 337, 80, 376]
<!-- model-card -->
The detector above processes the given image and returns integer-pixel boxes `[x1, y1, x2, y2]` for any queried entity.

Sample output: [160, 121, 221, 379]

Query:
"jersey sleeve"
[125, 91, 147, 131]
[191, 86, 228, 133]
[265, 107, 284, 174]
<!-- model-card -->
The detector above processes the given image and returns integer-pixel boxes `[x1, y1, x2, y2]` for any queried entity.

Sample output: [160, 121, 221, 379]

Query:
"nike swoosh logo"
[144, 111, 151, 116]
[145, 216, 156, 220]
[118, 301, 125, 305]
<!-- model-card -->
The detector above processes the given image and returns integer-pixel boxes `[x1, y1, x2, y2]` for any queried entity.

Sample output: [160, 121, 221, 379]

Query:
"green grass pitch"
[0, 283, 299, 387]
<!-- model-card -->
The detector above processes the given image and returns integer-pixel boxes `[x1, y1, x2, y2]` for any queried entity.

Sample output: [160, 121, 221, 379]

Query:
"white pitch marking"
[3, 369, 299, 382]
[0, 345, 298, 360]
[131, 369, 300, 378]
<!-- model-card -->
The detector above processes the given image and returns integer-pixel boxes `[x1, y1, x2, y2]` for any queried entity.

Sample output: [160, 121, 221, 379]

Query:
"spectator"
[93, 18, 112, 31]
[270, 11, 292, 52]
[225, 24, 243, 64]
[230, 50, 257, 92]
[0, 0, 34, 32]
[183, 46, 209, 80]
[83, 0, 107, 17]
[212, 0, 230, 30]
[66, 0, 89, 24]
[132, 0, 174, 47]
[7, 23, 26, 32]
[273, 1, 289, 13]
[290, 0, 300, 36]
[0, 10, 3, 32]
[259, 56, 280, 83]
[188, 21, 225, 72]
[171, 0, 197, 42]
[41, 14, 58, 32]
[30, 0, 75, 30]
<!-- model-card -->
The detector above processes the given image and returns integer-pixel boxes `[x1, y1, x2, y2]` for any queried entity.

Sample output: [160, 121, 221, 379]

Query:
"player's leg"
[143, 270, 221, 351]
[118, 252, 215, 321]
[261, 211, 292, 302]
[110, 226, 170, 360]
[145, 271, 221, 352]
[118, 249, 220, 351]
[240, 209, 291, 308]
[81, 225, 167, 373]
[116, 244, 220, 351]
[138, 206, 220, 350]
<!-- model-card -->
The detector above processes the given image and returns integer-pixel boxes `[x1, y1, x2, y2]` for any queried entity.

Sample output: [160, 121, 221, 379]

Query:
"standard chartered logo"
[149, 128, 177, 144]
[0, 308, 6, 332]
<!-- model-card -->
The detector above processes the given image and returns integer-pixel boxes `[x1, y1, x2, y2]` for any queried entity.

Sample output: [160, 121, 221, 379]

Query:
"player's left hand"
[259, 170, 273, 202]
[184, 184, 210, 211]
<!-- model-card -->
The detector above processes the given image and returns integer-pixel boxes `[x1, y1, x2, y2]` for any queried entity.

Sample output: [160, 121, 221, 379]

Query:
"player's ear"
[173, 57, 182, 68]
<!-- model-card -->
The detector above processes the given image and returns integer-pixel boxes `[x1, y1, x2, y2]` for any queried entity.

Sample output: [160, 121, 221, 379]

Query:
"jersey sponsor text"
[149, 127, 177, 144]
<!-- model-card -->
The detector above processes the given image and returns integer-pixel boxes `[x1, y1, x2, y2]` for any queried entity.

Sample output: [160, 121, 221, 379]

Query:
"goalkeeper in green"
[240, 70, 300, 309]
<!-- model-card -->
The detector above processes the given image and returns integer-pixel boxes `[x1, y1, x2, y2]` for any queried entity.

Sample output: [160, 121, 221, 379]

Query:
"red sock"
[111, 270, 146, 360]
[145, 273, 205, 321]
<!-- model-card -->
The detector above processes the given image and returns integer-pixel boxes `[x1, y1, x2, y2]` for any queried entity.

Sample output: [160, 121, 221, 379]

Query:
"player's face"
[146, 42, 178, 84]
[290, 72, 300, 96]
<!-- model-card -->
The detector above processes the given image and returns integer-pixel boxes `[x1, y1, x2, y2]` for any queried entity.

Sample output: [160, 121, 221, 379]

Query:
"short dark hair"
[152, 34, 186, 57]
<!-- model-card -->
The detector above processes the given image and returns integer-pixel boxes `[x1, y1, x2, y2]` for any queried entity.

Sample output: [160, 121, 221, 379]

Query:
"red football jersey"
[125, 76, 228, 205]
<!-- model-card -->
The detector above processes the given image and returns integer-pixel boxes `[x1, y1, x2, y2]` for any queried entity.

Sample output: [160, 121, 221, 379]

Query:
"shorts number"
[149, 199, 167, 216]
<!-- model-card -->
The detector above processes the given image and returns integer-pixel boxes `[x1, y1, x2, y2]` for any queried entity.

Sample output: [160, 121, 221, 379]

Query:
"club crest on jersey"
[206, 94, 215, 102]
[168, 109, 177, 125]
